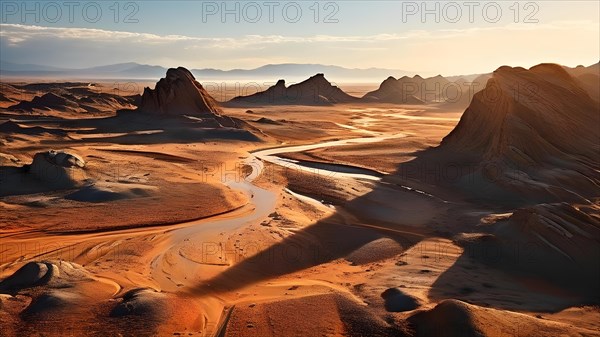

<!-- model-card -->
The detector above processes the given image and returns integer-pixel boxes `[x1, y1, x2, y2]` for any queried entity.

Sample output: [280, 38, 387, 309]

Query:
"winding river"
[152, 133, 406, 285]
[148, 133, 413, 334]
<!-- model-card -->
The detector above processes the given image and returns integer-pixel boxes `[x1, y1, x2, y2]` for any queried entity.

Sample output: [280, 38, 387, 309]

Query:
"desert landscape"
[1, 61, 598, 337]
[1, 2, 599, 337]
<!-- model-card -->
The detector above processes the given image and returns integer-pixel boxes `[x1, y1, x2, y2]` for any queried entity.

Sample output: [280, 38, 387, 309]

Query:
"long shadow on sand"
[190, 213, 425, 294]
[187, 148, 455, 296]
[190, 143, 600, 313]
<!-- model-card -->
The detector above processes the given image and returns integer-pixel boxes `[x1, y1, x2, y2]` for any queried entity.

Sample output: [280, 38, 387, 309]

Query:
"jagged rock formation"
[138, 67, 242, 127]
[364, 74, 491, 107]
[407, 64, 600, 300]
[438, 63, 600, 203]
[9, 92, 81, 112]
[364, 74, 452, 104]
[362, 76, 425, 104]
[7, 85, 137, 113]
[228, 73, 358, 106]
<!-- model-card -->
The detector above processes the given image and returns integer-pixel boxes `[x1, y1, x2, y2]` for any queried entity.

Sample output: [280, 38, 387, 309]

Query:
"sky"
[0, 1, 598, 76]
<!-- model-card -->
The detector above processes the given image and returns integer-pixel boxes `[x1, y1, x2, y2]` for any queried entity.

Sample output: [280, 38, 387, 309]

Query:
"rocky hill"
[228, 73, 358, 106]
[138, 67, 243, 128]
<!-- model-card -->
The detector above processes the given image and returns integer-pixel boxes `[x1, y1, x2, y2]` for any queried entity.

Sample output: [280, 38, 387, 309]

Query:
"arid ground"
[1, 64, 599, 337]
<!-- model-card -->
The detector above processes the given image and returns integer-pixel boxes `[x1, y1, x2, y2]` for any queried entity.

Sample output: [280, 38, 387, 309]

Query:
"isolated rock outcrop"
[0, 260, 93, 294]
[138, 67, 241, 127]
[228, 73, 358, 106]
[110, 288, 168, 318]
[28, 150, 85, 188]
[0, 149, 86, 197]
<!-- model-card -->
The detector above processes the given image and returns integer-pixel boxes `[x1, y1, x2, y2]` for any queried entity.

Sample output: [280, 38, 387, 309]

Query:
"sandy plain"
[0, 77, 598, 337]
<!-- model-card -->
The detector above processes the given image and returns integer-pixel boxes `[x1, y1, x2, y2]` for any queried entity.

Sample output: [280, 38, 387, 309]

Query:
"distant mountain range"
[0, 61, 410, 82]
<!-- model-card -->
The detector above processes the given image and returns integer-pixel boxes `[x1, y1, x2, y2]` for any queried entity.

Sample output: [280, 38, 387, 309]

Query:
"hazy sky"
[1, 1, 598, 75]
